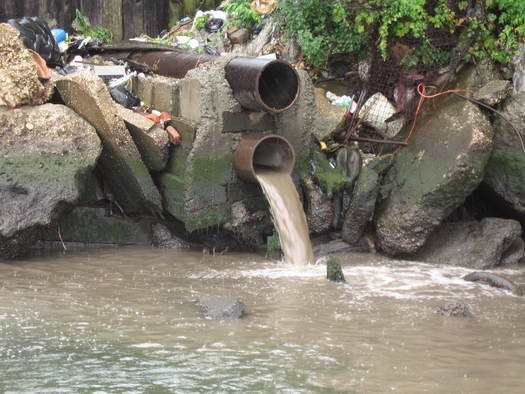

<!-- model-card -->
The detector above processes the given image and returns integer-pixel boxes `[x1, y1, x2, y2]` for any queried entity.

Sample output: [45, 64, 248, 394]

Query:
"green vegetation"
[194, 14, 209, 30]
[224, 0, 263, 28]
[279, 0, 525, 67]
[74, 9, 112, 43]
[312, 151, 350, 198]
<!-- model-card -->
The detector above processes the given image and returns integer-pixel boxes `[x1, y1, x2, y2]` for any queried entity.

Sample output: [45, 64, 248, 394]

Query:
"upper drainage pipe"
[129, 51, 300, 113]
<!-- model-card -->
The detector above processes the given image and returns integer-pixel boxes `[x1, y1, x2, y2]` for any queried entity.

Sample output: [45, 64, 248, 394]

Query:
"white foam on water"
[129, 342, 163, 349]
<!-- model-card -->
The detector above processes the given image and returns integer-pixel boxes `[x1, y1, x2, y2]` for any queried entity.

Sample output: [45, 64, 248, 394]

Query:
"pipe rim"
[234, 133, 296, 183]
[254, 59, 300, 113]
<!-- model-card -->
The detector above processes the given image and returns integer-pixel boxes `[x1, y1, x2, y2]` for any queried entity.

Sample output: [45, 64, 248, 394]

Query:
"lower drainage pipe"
[129, 51, 299, 113]
[233, 133, 295, 183]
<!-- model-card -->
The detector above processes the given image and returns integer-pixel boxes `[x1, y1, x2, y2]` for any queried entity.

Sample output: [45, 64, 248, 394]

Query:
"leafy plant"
[74, 9, 112, 43]
[224, 0, 263, 29]
[194, 14, 209, 30]
[279, 0, 525, 68]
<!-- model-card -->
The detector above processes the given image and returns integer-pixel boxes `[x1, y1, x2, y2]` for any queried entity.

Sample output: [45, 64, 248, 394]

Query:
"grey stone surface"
[303, 177, 334, 235]
[376, 95, 493, 256]
[118, 107, 169, 171]
[0, 104, 101, 259]
[41, 207, 155, 245]
[198, 296, 247, 320]
[151, 223, 189, 249]
[56, 71, 162, 215]
[0, 23, 53, 108]
[311, 88, 347, 141]
[342, 166, 379, 245]
[414, 218, 524, 269]
[483, 92, 525, 215]
[463, 271, 523, 296]
[473, 80, 512, 107]
[512, 46, 525, 95]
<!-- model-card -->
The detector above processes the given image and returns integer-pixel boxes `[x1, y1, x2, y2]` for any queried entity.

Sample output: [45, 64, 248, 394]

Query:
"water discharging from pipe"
[234, 134, 315, 265]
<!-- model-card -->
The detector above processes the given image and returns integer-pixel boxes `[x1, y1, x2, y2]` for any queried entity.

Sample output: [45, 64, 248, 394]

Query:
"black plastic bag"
[8, 17, 62, 67]
[109, 86, 140, 109]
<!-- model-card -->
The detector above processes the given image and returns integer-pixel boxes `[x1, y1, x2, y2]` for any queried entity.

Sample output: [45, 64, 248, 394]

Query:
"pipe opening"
[233, 133, 296, 183]
[253, 137, 295, 174]
[258, 62, 299, 112]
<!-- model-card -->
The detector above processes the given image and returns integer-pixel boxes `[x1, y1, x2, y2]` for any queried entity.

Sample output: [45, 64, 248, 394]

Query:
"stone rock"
[56, 71, 162, 215]
[0, 23, 53, 108]
[151, 223, 189, 249]
[281, 38, 302, 64]
[473, 80, 512, 107]
[326, 257, 346, 283]
[375, 94, 493, 256]
[231, 18, 276, 57]
[342, 166, 379, 245]
[313, 239, 369, 256]
[483, 92, 525, 215]
[118, 107, 169, 171]
[229, 28, 251, 45]
[198, 296, 247, 320]
[463, 271, 523, 296]
[414, 218, 524, 269]
[303, 177, 334, 235]
[41, 207, 155, 245]
[311, 88, 347, 141]
[0, 104, 101, 259]
[512, 46, 525, 95]
[437, 302, 474, 318]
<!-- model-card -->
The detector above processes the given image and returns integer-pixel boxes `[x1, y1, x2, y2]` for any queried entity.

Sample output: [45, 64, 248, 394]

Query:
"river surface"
[0, 247, 524, 393]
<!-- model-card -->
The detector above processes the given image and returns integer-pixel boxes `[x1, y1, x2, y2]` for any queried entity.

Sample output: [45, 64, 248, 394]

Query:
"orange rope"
[393, 83, 475, 155]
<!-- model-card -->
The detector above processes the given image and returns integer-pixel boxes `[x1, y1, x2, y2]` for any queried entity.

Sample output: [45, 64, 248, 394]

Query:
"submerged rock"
[198, 296, 247, 320]
[463, 271, 523, 296]
[414, 218, 524, 269]
[437, 302, 474, 318]
[376, 94, 493, 256]
[326, 257, 346, 282]
[341, 166, 379, 245]
[0, 104, 101, 259]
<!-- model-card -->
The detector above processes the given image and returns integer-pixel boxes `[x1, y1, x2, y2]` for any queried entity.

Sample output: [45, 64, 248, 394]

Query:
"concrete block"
[118, 107, 169, 171]
[132, 74, 180, 115]
[222, 111, 274, 132]
[56, 71, 162, 215]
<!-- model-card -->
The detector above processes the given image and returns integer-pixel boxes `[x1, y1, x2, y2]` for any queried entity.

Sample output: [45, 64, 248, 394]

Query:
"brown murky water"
[0, 247, 524, 393]
[256, 170, 315, 265]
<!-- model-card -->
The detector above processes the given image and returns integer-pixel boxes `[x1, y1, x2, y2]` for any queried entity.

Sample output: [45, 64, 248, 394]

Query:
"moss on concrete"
[312, 151, 349, 198]
[160, 155, 232, 231]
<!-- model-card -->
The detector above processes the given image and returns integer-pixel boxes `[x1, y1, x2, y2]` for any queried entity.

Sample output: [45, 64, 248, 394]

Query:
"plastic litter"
[326, 91, 358, 112]
[51, 28, 67, 43]
[109, 86, 140, 109]
[7, 17, 62, 67]
[205, 18, 224, 33]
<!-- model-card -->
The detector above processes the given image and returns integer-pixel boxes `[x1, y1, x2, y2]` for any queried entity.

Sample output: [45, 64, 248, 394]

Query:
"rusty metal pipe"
[225, 57, 300, 113]
[129, 51, 300, 113]
[233, 133, 295, 183]
[129, 51, 216, 79]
